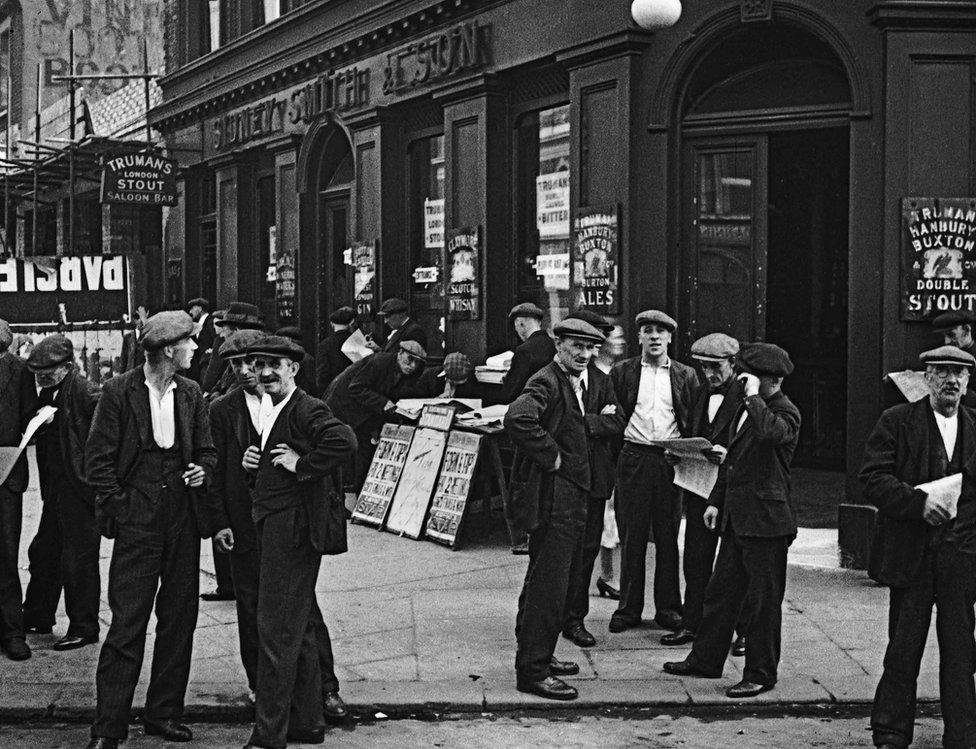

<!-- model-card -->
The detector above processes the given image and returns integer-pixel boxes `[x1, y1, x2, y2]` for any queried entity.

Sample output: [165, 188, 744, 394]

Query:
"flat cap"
[377, 297, 409, 316]
[220, 329, 266, 359]
[441, 352, 472, 382]
[932, 311, 976, 332]
[508, 302, 544, 321]
[553, 318, 606, 344]
[141, 310, 196, 350]
[275, 326, 303, 343]
[399, 340, 427, 362]
[27, 334, 74, 371]
[920, 345, 976, 369]
[329, 306, 356, 325]
[0, 319, 11, 350]
[215, 301, 263, 329]
[635, 309, 677, 332]
[566, 309, 614, 335]
[247, 334, 305, 362]
[186, 297, 209, 311]
[691, 333, 740, 362]
[738, 342, 794, 377]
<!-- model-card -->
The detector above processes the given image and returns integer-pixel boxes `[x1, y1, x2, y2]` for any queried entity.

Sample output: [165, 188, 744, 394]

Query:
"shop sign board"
[901, 197, 976, 320]
[572, 205, 620, 313]
[351, 240, 377, 316]
[0, 255, 129, 324]
[446, 226, 480, 320]
[101, 153, 178, 206]
[351, 423, 415, 527]
[536, 171, 570, 239]
[535, 251, 570, 291]
[425, 430, 482, 548]
[385, 426, 449, 539]
[382, 20, 492, 95]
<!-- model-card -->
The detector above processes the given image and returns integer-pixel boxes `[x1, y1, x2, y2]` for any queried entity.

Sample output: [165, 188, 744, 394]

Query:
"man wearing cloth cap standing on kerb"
[662, 333, 750, 654]
[84, 311, 218, 749]
[860, 345, 976, 749]
[374, 297, 428, 354]
[932, 311, 976, 408]
[504, 317, 608, 700]
[240, 335, 356, 749]
[664, 342, 800, 699]
[609, 310, 699, 635]
[21, 335, 101, 652]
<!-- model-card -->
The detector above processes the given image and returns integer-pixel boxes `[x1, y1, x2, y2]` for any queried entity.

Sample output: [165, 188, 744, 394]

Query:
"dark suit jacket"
[611, 355, 699, 439]
[315, 329, 353, 397]
[40, 368, 99, 498]
[583, 364, 625, 500]
[713, 389, 801, 538]
[0, 351, 38, 493]
[382, 318, 428, 353]
[504, 362, 591, 533]
[187, 314, 217, 384]
[400, 366, 484, 401]
[202, 338, 229, 394]
[209, 386, 260, 551]
[499, 330, 556, 403]
[85, 366, 218, 537]
[689, 377, 746, 505]
[860, 399, 976, 588]
[324, 352, 419, 432]
[252, 389, 357, 554]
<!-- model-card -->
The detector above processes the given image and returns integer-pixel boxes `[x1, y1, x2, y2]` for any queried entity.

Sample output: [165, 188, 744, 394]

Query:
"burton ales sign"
[101, 153, 179, 206]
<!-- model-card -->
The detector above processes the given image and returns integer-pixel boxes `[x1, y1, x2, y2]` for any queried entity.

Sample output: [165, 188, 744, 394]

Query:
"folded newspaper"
[916, 472, 962, 519]
[455, 403, 509, 428]
[0, 405, 58, 485]
[886, 370, 929, 403]
[648, 437, 719, 500]
[394, 397, 482, 421]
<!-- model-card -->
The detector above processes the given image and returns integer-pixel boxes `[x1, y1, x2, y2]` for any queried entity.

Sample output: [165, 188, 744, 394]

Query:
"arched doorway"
[677, 21, 852, 477]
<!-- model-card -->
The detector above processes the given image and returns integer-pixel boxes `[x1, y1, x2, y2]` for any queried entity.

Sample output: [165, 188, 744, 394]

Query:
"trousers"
[563, 495, 608, 630]
[0, 486, 24, 643]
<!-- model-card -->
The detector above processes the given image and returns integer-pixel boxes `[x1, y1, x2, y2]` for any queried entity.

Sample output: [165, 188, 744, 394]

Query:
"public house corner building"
[152, 0, 976, 521]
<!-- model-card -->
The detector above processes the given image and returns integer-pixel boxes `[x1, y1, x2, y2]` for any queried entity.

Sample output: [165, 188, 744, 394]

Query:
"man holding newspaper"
[860, 345, 976, 749]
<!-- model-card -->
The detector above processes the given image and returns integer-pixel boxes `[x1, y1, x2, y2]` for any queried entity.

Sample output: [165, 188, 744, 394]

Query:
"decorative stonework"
[741, 0, 773, 23]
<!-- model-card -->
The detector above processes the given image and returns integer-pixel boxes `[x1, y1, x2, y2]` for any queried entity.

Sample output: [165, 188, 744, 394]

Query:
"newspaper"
[340, 328, 374, 363]
[395, 398, 482, 421]
[886, 370, 930, 403]
[916, 472, 962, 519]
[0, 406, 58, 485]
[649, 436, 720, 500]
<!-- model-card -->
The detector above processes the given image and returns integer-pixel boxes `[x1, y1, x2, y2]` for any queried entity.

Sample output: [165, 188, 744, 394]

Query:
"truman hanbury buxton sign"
[902, 197, 976, 320]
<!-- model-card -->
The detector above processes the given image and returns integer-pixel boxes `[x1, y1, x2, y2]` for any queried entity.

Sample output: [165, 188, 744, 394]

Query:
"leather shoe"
[516, 675, 578, 700]
[53, 634, 98, 651]
[563, 624, 596, 647]
[662, 658, 720, 678]
[86, 739, 119, 749]
[286, 726, 325, 743]
[24, 624, 53, 635]
[608, 615, 638, 633]
[549, 657, 580, 676]
[510, 539, 530, 555]
[660, 628, 696, 646]
[725, 679, 774, 698]
[2, 638, 31, 661]
[322, 690, 348, 721]
[731, 635, 746, 657]
[654, 610, 684, 631]
[200, 589, 235, 601]
[596, 577, 620, 600]
[144, 718, 193, 742]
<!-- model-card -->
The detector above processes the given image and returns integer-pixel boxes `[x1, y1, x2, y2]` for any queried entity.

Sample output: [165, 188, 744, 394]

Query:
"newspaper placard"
[425, 430, 482, 548]
[351, 423, 415, 527]
[385, 427, 449, 539]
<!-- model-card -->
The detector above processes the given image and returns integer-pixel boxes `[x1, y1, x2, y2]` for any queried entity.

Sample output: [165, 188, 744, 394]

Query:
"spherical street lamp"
[630, 0, 682, 30]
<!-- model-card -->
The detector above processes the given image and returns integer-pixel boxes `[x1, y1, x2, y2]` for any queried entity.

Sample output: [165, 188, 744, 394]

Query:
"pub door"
[317, 191, 352, 336]
[681, 128, 849, 471]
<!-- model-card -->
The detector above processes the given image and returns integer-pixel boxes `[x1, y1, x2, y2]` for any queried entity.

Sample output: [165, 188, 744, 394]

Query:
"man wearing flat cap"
[665, 342, 800, 700]
[324, 340, 426, 492]
[499, 302, 556, 404]
[932, 311, 976, 408]
[85, 310, 218, 749]
[610, 310, 698, 634]
[202, 301, 264, 397]
[240, 335, 357, 749]
[185, 297, 214, 384]
[315, 306, 357, 396]
[860, 345, 976, 749]
[0, 319, 37, 662]
[662, 333, 749, 653]
[375, 297, 428, 354]
[405, 352, 481, 400]
[504, 317, 612, 700]
[21, 335, 101, 652]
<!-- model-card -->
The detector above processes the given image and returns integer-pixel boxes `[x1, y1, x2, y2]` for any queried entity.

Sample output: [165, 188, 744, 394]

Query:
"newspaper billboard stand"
[350, 423, 415, 527]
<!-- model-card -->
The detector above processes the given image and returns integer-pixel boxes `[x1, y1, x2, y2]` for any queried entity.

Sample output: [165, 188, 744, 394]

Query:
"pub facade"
[152, 0, 976, 521]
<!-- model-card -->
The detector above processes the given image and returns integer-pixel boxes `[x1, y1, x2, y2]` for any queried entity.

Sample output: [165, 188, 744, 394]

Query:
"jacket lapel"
[175, 380, 194, 463]
[710, 380, 744, 443]
[234, 389, 252, 449]
[126, 369, 153, 448]
[0, 353, 14, 398]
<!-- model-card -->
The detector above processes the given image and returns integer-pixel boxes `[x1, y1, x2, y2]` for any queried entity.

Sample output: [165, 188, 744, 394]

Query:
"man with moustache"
[664, 343, 800, 699]
[661, 333, 748, 654]
[240, 335, 356, 749]
[860, 346, 976, 749]
[932, 312, 976, 408]
[85, 311, 217, 748]
[504, 317, 607, 701]
[610, 310, 698, 634]
[21, 335, 101, 651]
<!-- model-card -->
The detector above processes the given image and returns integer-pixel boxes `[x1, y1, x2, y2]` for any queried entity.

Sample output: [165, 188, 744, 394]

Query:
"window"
[515, 103, 571, 326]
[407, 133, 446, 357]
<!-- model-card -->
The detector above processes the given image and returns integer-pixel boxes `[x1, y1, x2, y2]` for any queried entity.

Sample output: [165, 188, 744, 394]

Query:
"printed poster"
[425, 430, 482, 548]
[351, 424, 414, 527]
[384, 427, 449, 539]
[446, 226, 480, 320]
[572, 205, 620, 314]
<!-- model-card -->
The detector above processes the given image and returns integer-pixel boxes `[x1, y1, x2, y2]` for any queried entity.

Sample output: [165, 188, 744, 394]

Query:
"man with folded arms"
[664, 343, 800, 699]
[504, 317, 606, 701]
[241, 335, 356, 749]
[861, 345, 976, 749]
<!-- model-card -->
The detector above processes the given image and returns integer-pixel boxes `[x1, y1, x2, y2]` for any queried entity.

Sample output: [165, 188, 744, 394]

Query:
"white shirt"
[934, 411, 959, 462]
[554, 357, 588, 413]
[145, 378, 177, 449]
[243, 391, 266, 436]
[624, 358, 678, 444]
[260, 387, 297, 450]
[707, 393, 725, 423]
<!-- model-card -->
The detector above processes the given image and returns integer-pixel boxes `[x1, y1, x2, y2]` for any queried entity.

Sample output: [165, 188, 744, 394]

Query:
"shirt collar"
[145, 378, 177, 398]
[640, 356, 671, 369]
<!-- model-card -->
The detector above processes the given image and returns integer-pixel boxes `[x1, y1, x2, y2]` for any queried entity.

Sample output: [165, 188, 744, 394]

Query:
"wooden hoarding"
[351, 423, 414, 527]
[425, 430, 482, 549]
